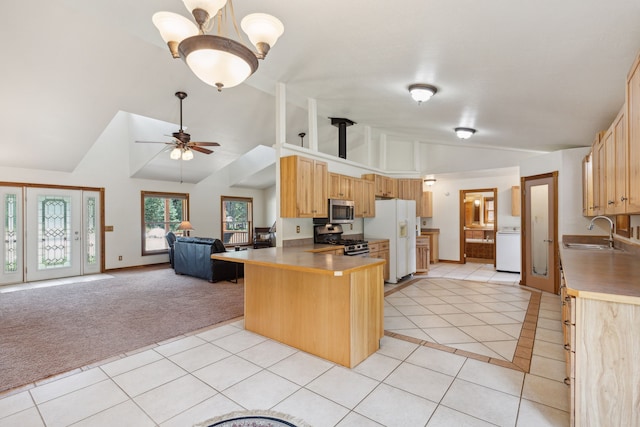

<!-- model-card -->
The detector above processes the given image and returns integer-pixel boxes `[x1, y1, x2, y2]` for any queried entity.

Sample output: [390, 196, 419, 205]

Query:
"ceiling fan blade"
[135, 140, 169, 144]
[190, 146, 214, 155]
[190, 141, 220, 147]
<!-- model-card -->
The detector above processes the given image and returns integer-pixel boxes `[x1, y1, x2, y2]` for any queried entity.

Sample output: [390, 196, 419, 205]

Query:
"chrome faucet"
[588, 215, 614, 248]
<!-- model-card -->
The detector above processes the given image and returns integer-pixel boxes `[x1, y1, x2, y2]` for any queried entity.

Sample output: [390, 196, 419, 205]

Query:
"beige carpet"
[0, 266, 244, 393]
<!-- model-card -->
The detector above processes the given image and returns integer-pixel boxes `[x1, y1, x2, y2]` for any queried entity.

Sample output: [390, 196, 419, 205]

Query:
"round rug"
[195, 410, 311, 427]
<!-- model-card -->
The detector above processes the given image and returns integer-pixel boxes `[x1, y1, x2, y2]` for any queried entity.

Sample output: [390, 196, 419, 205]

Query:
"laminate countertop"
[560, 246, 640, 304]
[211, 247, 384, 276]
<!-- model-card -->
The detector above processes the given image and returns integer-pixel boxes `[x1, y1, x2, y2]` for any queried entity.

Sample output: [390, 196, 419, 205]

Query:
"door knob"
[544, 239, 553, 243]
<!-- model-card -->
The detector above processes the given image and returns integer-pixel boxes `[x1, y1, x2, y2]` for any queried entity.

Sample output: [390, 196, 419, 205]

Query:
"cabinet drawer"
[368, 242, 380, 252]
[379, 241, 389, 250]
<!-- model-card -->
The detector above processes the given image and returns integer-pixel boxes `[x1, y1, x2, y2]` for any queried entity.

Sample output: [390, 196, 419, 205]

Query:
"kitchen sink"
[562, 242, 622, 251]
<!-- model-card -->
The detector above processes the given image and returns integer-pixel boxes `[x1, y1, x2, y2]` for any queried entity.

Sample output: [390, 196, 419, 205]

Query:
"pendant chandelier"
[153, 0, 284, 91]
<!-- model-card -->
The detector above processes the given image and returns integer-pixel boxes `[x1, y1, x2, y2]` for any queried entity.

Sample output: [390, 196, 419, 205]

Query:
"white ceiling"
[2, 0, 640, 183]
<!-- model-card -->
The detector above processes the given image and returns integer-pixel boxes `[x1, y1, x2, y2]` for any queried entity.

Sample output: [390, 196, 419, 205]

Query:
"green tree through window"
[221, 196, 252, 246]
[141, 191, 189, 255]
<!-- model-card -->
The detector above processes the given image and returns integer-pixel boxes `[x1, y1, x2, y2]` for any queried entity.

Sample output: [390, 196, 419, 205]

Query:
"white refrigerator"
[364, 199, 417, 283]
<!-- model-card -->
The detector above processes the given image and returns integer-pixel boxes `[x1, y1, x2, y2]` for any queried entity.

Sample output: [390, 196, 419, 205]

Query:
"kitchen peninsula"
[210, 248, 385, 368]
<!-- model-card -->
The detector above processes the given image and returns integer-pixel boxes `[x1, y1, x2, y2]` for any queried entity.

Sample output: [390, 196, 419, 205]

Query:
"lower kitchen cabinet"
[561, 266, 640, 426]
[416, 236, 430, 272]
[368, 240, 389, 281]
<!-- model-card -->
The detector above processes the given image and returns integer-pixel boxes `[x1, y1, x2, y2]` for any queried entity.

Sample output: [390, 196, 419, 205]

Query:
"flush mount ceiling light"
[153, 0, 284, 91]
[455, 127, 476, 139]
[423, 178, 437, 186]
[408, 84, 438, 104]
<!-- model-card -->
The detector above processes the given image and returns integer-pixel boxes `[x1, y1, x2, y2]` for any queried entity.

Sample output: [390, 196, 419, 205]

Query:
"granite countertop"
[560, 246, 640, 304]
[211, 247, 384, 276]
[420, 228, 440, 233]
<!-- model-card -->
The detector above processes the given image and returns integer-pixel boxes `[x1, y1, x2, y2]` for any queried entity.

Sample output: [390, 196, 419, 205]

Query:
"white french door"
[0, 186, 102, 285]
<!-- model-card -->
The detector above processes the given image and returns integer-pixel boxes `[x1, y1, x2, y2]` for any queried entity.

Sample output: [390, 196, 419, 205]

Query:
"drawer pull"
[563, 320, 571, 326]
[564, 343, 571, 351]
[564, 377, 571, 386]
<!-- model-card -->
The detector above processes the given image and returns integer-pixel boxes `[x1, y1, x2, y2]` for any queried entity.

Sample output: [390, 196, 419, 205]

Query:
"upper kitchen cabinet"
[592, 132, 606, 215]
[603, 106, 627, 215]
[398, 178, 432, 217]
[329, 173, 354, 201]
[626, 52, 640, 213]
[363, 174, 397, 198]
[422, 191, 433, 218]
[354, 178, 375, 218]
[281, 155, 328, 218]
[582, 152, 593, 216]
[511, 186, 521, 216]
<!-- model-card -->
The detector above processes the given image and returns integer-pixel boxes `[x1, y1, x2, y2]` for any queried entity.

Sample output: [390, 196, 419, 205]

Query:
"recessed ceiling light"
[408, 84, 437, 104]
[455, 127, 476, 139]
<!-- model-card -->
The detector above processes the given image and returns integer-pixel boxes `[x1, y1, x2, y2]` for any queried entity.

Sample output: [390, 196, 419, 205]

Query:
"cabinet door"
[354, 178, 364, 217]
[613, 107, 627, 213]
[422, 191, 433, 218]
[627, 54, 640, 213]
[341, 175, 354, 200]
[592, 137, 606, 215]
[328, 172, 342, 199]
[416, 237, 429, 272]
[363, 180, 375, 217]
[582, 153, 593, 216]
[313, 160, 328, 217]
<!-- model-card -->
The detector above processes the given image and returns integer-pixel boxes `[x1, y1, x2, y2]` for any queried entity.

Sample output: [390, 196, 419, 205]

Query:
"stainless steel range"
[313, 224, 369, 256]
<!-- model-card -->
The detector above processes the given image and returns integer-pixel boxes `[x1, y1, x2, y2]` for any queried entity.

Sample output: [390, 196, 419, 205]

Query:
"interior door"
[0, 186, 24, 285]
[522, 173, 558, 294]
[25, 188, 82, 282]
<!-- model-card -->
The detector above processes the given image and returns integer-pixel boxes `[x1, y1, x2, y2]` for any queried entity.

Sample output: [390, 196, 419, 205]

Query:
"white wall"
[426, 168, 521, 261]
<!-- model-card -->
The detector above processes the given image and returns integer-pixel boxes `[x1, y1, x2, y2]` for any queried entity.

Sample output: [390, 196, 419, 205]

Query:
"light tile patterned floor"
[0, 264, 569, 427]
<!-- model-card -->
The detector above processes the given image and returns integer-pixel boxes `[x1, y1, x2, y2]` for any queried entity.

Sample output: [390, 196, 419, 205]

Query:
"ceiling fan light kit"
[135, 91, 220, 160]
[153, 0, 284, 91]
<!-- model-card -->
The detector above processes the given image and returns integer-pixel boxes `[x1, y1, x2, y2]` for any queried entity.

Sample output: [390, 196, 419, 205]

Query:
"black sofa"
[173, 237, 244, 282]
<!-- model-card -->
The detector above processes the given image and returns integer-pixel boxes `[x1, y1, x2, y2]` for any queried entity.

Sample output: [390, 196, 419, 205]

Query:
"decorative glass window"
[86, 196, 97, 265]
[4, 193, 17, 273]
[141, 191, 189, 255]
[38, 195, 72, 269]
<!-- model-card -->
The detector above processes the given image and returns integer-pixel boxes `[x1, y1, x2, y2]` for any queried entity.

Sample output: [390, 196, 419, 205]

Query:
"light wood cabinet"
[560, 266, 640, 426]
[592, 133, 606, 215]
[421, 191, 433, 218]
[603, 106, 627, 215]
[626, 52, 640, 213]
[280, 155, 328, 218]
[368, 240, 389, 281]
[582, 152, 594, 216]
[354, 179, 375, 218]
[416, 236, 430, 272]
[511, 186, 521, 216]
[329, 173, 354, 200]
[398, 178, 430, 217]
[363, 174, 397, 198]
[421, 230, 439, 263]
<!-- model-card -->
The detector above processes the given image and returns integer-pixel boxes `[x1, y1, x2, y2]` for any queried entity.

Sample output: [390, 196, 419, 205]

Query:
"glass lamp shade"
[182, 0, 227, 21]
[455, 127, 476, 139]
[179, 35, 258, 89]
[241, 13, 284, 49]
[170, 147, 183, 160]
[181, 149, 194, 161]
[409, 84, 437, 103]
[152, 12, 198, 44]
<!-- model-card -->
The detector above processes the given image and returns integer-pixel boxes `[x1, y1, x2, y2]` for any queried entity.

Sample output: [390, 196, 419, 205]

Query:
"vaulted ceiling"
[2, 0, 640, 183]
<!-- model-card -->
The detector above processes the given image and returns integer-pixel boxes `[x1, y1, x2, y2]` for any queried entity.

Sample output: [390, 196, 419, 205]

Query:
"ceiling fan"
[136, 91, 220, 160]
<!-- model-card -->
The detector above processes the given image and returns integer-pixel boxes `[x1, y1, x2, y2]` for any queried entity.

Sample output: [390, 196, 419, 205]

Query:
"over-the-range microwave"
[322, 199, 355, 224]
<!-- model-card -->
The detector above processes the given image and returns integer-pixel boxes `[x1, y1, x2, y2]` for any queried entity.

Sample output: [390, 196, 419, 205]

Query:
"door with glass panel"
[522, 173, 558, 294]
[23, 188, 101, 282]
[0, 187, 23, 285]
